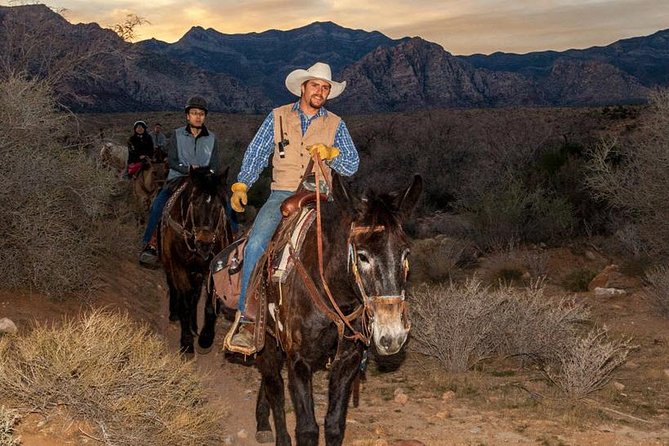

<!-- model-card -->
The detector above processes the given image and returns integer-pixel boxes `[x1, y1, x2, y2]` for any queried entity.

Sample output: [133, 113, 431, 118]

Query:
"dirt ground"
[2, 246, 669, 446]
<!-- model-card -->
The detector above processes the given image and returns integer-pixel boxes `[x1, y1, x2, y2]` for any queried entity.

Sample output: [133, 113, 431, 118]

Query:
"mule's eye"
[357, 251, 370, 265]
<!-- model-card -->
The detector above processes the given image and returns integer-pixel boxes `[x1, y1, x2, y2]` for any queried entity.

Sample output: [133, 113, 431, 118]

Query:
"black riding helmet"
[184, 96, 208, 114]
[133, 120, 147, 130]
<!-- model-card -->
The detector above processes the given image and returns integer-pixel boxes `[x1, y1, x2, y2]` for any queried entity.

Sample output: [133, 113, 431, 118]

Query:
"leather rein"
[163, 179, 229, 257]
[288, 155, 410, 359]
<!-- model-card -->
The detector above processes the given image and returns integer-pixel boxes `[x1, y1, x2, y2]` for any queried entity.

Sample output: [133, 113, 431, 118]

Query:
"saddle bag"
[210, 237, 246, 309]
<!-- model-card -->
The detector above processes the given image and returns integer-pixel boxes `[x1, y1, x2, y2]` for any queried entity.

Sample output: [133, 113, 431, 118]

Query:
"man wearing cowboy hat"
[226, 62, 359, 352]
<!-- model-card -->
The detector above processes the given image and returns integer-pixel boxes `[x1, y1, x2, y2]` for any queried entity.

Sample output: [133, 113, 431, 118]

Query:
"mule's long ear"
[332, 172, 361, 216]
[398, 174, 423, 219]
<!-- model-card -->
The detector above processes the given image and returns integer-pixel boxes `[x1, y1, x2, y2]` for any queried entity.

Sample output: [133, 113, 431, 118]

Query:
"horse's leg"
[287, 356, 319, 446]
[197, 280, 217, 352]
[165, 275, 180, 322]
[256, 341, 291, 446]
[178, 282, 202, 354]
[323, 347, 363, 446]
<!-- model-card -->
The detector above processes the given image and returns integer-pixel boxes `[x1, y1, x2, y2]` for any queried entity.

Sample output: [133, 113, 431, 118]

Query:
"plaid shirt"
[237, 102, 359, 188]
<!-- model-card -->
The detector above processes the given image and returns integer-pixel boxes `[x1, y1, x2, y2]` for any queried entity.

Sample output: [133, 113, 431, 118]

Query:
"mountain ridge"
[0, 5, 664, 112]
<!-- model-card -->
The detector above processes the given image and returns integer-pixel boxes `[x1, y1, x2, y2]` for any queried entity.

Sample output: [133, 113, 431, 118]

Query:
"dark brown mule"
[160, 167, 232, 354]
[254, 173, 422, 446]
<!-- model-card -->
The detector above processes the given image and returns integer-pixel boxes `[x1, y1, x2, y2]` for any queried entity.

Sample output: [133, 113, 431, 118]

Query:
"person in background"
[151, 122, 167, 160]
[125, 120, 154, 178]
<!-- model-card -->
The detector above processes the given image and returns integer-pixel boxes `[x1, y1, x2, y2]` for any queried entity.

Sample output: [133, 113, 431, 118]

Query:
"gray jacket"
[166, 125, 222, 181]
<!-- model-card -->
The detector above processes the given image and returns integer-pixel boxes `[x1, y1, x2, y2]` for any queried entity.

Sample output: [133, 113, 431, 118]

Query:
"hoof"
[197, 334, 215, 352]
[195, 343, 213, 355]
[255, 430, 274, 443]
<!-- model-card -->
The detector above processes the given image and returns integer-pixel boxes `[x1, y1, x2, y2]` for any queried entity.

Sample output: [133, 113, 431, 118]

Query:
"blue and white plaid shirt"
[237, 102, 359, 188]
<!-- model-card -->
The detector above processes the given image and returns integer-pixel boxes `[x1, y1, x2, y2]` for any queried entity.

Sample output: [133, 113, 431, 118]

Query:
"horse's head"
[334, 174, 423, 356]
[186, 166, 230, 260]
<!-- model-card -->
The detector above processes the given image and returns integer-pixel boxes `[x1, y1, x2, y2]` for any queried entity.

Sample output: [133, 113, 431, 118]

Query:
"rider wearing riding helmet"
[139, 96, 224, 267]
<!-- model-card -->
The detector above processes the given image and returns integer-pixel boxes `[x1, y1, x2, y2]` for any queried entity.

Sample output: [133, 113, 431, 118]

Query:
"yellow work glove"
[308, 143, 340, 161]
[230, 182, 248, 213]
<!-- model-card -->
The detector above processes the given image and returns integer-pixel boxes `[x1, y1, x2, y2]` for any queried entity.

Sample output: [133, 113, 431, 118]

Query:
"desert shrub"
[644, 265, 669, 317]
[0, 406, 20, 446]
[410, 236, 470, 284]
[410, 279, 525, 372]
[455, 171, 575, 251]
[499, 284, 591, 363]
[0, 310, 224, 446]
[543, 328, 634, 399]
[586, 89, 669, 257]
[0, 76, 119, 295]
[561, 268, 597, 292]
[521, 249, 550, 279]
[410, 280, 632, 398]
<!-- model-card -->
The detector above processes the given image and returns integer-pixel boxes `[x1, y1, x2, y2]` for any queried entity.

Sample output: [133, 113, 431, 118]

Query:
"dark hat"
[185, 96, 208, 114]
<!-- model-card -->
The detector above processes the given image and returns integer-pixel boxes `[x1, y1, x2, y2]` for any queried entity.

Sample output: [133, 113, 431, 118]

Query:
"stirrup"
[224, 311, 257, 355]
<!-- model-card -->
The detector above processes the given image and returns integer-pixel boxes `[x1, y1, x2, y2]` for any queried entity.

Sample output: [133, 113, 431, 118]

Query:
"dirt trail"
[4, 255, 669, 445]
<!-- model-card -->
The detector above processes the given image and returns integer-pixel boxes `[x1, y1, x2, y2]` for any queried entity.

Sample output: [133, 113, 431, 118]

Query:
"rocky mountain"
[0, 5, 270, 113]
[335, 38, 545, 113]
[0, 4, 664, 113]
[136, 21, 406, 104]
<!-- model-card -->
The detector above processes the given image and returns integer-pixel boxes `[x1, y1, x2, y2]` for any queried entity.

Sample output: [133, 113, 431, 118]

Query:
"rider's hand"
[230, 182, 248, 213]
[308, 143, 340, 161]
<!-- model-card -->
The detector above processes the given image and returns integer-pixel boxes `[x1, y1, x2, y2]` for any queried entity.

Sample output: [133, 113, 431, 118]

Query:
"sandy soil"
[3, 249, 669, 446]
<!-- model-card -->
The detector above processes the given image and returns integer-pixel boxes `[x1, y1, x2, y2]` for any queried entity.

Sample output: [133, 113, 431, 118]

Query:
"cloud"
[4, 0, 668, 53]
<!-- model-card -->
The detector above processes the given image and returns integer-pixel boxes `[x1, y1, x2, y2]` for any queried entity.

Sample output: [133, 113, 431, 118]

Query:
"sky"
[6, 0, 669, 55]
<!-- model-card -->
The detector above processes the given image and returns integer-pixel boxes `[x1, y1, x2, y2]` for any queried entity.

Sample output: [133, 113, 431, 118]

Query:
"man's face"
[154, 125, 161, 133]
[301, 79, 331, 110]
[186, 108, 206, 128]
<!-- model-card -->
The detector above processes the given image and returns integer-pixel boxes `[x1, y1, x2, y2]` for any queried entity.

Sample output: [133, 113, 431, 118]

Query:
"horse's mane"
[188, 167, 227, 199]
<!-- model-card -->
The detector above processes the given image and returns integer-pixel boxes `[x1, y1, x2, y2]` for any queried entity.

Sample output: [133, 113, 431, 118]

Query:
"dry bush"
[0, 406, 20, 446]
[499, 283, 591, 364]
[410, 236, 471, 284]
[0, 310, 224, 446]
[0, 76, 121, 295]
[644, 265, 669, 317]
[586, 89, 669, 257]
[409, 279, 512, 372]
[543, 328, 634, 399]
[410, 280, 633, 397]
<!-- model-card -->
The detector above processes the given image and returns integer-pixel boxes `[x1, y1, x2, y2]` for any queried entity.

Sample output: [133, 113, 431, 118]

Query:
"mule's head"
[334, 174, 423, 355]
[187, 166, 230, 259]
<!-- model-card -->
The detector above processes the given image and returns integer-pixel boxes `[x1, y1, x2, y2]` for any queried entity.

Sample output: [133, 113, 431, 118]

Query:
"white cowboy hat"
[285, 62, 346, 99]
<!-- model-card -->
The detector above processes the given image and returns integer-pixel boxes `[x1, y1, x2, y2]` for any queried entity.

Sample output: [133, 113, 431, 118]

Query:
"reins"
[288, 155, 372, 360]
[164, 178, 229, 256]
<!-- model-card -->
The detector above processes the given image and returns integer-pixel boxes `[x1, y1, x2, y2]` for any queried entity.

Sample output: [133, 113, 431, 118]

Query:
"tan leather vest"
[271, 104, 341, 191]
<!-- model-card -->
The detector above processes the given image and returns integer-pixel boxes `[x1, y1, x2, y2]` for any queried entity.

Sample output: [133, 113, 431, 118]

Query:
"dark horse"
[254, 173, 422, 445]
[160, 167, 233, 354]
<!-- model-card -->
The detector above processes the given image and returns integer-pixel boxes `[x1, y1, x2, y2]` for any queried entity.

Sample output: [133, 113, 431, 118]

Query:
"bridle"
[289, 155, 410, 360]
[164, 178, 229, 258]
[347, 224, 412, 342]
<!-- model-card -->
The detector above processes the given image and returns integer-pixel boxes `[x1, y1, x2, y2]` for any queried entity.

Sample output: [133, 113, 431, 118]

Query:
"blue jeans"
[142, 187, 171, 245]
[238, 190, 292, 314]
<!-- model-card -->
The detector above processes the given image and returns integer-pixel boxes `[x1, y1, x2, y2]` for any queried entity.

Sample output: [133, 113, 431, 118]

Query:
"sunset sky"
[5, 0, 669, 55]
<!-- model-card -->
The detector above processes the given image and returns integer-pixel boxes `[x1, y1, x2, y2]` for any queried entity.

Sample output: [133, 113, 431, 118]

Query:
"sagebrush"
[410, 280, 632, 397]
[0, 76, 121, 295]
[0, 310, 224, 446]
